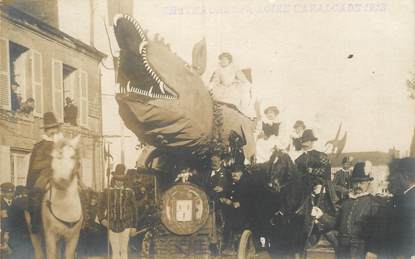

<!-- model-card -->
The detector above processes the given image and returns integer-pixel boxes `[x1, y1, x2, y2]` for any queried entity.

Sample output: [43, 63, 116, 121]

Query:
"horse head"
[268, 150, 296, 192]
[51, 135, 81, 190]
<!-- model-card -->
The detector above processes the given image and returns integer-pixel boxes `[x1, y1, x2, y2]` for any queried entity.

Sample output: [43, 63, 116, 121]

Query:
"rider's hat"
[41, 112, 61, 129]
[351, 161, 374, 182]
[389, 157, 415, 181]
[301, 129, 318, 143]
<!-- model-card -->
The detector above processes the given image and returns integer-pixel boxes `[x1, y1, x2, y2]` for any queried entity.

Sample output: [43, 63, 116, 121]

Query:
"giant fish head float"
[113, 14, 256, 162]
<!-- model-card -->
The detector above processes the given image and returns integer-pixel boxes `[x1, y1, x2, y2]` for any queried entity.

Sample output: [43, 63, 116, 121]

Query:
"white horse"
[31, 135, 83, 259]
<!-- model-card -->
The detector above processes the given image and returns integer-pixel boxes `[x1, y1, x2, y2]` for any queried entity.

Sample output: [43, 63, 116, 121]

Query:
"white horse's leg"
[30, 233, 44, 259]
[25, 210, 44, 259]
[45, 230, 58, 259]
[64, 228, 81, 259]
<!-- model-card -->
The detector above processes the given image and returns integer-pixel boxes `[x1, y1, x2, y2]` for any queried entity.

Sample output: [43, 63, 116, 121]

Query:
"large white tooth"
[149, 86, 153, 96]
[159, 82, 166, 94]
[139, 41, 148, 55]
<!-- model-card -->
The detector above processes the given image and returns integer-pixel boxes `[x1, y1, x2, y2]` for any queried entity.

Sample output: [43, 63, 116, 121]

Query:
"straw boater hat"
[351, 161, 374, 182]
[41, 112, 61, 129]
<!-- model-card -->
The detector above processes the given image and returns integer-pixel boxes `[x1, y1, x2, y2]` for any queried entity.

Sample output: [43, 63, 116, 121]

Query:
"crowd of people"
[0, 166, 154, 259]
[0, 101, 413, 259]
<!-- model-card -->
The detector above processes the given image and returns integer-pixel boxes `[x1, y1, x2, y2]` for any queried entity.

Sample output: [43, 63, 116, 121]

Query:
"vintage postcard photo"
[0, 0, 414, 258]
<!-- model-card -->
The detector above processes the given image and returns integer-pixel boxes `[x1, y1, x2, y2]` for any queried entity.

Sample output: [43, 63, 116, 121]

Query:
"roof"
[0, 4, 106, 61]
[329, 151, 393, 167]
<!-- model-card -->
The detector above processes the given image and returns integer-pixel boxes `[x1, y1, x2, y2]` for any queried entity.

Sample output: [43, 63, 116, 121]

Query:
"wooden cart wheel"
[238, 229, 256, 259]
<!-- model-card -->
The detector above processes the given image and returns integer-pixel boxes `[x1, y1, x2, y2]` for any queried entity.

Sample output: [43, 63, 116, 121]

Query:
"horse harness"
[45, 166, 82, 228]
[46, 187, 82, 228]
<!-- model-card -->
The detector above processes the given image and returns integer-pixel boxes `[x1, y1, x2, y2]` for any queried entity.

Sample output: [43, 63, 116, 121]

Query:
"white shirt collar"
[262, 117, 281, 125]
[404, 184, 415, 195]
[349, 192, 370, 199]
[3, 198, 12, 205]
[211, 168, 221, 177]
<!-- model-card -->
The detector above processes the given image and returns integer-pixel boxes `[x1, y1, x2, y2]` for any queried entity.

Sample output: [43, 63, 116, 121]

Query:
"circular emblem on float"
[160, 183, 209, 235]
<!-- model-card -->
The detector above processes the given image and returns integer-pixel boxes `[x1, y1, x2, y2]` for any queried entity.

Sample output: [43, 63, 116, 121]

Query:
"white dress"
[208, 63, 257, 118]
[255, 118, 289, 164]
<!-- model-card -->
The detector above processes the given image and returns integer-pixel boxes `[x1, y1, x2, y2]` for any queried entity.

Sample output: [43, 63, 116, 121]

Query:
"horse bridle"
[46, 161, 82, 228]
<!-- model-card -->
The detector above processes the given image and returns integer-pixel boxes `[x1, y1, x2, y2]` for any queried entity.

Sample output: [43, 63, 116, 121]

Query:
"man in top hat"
[26, 112, 63, 234]
[312, 161, 383, 259]
[1, 182, 15, 253]
[387, 157, 415, 258]
[333, 156, 354, 202]
[295, 129, 337, 208]
[294, 129, 338, 248]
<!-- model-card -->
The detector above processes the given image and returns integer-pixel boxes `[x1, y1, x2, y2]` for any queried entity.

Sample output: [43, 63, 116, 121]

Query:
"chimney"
[10, 0, 59, 28]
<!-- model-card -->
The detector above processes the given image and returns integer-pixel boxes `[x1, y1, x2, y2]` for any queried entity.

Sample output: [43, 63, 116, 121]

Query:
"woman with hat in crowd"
[98, 164, 137, 259]
[255, 105, 289, 163]
[289, 120, 307, 160]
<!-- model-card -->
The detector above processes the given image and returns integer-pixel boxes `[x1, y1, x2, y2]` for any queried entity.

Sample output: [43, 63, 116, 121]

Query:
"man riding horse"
[27, 112, 64, 235]
[294, 129, 338, 250]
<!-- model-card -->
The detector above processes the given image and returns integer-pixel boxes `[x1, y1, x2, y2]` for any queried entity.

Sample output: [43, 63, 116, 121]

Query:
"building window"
[10, 150, 30, 186]
[63, 64, 78, 126]
[0, 39, 43, 115]
[52, 60, 88, 127]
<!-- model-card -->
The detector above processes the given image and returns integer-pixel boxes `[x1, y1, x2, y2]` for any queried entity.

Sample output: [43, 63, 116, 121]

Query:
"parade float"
[113, 14, 260, 259]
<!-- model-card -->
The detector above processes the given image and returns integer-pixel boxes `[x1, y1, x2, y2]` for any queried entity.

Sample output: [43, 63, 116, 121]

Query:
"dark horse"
[242, 150, 310, 258]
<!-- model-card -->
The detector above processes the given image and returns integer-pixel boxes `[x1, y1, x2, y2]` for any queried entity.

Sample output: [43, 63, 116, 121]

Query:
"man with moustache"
[312, 161, 382, 259]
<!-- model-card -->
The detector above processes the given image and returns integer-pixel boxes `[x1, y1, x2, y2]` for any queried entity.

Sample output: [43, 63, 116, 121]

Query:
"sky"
[98, 0, 414, 166]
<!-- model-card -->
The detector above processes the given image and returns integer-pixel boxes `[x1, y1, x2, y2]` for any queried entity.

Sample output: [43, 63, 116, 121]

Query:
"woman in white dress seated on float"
[255, 106, 289, 164]
[208, 52, 258, 119]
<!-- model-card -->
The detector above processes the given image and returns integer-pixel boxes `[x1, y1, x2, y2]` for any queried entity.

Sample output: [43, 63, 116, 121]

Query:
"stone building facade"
[0, 4, 106, 190]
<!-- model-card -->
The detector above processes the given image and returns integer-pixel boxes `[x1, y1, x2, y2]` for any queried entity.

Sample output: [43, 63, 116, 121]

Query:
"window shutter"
[32, 51, 43, 115]
[25, 52, 33, 100]
[12, 153, 30, 185]
[0, 39, 11, 110]
[80, 70, 88, 127]
[52, 59, 63, 121]
[0, 145, 11, 183]
[81, 158, 93, 187]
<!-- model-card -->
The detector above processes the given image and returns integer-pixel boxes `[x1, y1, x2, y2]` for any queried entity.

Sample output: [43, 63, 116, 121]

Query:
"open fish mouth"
[113, 14, 178, 100]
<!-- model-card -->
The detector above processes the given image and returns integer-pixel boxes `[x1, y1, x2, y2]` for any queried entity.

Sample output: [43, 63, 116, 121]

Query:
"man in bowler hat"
[312, 161, 382, 259]
[26, 112, 63, 234]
